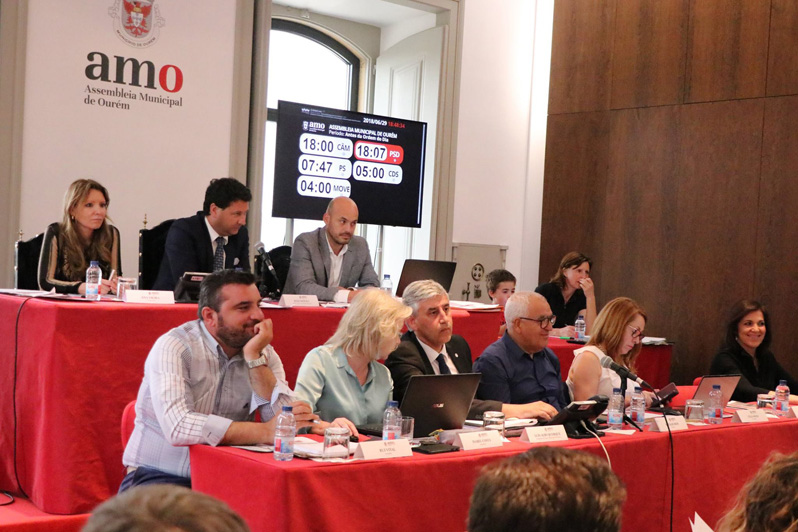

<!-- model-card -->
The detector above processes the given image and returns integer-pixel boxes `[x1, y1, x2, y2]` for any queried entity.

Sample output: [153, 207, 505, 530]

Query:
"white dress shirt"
[325, 234, 351, 303]
[417, 337, 458, 375]
[205, 217, 227, 264]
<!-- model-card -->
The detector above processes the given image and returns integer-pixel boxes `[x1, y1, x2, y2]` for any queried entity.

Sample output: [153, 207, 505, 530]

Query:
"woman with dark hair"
[535, 251, 597, 337]
[709, 300, 798, 403]
[38, 179, 121, 294]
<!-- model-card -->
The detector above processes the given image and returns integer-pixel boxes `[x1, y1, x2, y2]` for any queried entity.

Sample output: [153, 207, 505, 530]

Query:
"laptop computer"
[357, 373, 481, 438]
[395, 259, 457, 297]
[692, 374, 741, 410]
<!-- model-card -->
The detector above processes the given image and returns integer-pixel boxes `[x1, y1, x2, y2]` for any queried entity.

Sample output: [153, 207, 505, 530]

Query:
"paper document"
[641, 337, 668, 345]
[690, 512, 714, 532]
[449, 300, 501, 311]
[233, 444, 273, 453]
[293, 437, 357, 458]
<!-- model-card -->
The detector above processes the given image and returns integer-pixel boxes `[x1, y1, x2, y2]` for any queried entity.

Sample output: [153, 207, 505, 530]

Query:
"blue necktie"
[213, 236, 225, 272]
[436, 353, 452, 375]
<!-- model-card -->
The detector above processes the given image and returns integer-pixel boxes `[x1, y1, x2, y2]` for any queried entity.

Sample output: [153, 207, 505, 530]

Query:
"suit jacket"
[153, 212, 250, 290]
[283, 227, 379, 301]
[385, 331, 503, 419]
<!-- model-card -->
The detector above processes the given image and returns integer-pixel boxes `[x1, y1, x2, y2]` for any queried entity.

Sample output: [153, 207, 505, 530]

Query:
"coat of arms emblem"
[109, 0, 165, 48]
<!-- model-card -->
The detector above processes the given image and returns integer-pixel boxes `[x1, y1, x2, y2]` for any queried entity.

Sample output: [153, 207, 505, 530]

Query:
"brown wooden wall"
[542, 0, 798, 385]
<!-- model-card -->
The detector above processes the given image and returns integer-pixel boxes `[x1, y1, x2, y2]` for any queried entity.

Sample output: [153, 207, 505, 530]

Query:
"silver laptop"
[692, 375, 741, 410]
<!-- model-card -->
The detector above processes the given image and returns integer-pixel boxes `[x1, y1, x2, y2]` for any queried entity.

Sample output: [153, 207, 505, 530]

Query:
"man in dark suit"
[283, 197, 379, 302]
[385, 280, 559, 420]
[153, 178, 252, 291]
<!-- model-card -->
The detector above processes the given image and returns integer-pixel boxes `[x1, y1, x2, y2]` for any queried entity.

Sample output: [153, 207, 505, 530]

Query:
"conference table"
[191, 417, 798, 532]
[0, 294, 501, 514]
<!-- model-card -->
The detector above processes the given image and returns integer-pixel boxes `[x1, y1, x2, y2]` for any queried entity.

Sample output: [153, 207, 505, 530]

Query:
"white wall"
[19, 0, 237, 280]
[452, 0, 550, 290]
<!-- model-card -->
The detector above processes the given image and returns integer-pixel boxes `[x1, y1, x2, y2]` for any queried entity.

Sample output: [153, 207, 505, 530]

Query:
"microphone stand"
[619, 377, 643, 432]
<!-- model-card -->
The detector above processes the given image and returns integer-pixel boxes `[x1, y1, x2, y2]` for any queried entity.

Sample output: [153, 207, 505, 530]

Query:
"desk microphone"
[254, 242, 281, 296]
[600, 357, 654, 391]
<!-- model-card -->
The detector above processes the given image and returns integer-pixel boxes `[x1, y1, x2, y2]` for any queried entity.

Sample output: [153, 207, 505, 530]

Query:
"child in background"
[486, 269, 516, 336]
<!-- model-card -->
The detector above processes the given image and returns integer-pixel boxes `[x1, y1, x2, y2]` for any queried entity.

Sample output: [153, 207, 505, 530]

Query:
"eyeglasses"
[628, 325, 644, 339]
[519, 315, 557, 329]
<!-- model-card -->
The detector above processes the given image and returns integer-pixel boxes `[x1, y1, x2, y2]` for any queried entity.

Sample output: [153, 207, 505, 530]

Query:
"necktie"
[436, 353, 452, 375]
[213, 236, 225, 272]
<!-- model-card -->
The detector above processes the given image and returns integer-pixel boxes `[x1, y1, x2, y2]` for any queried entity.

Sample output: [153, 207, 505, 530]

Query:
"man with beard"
[120, 270, 317, 491]
[284, 196, 379, 302]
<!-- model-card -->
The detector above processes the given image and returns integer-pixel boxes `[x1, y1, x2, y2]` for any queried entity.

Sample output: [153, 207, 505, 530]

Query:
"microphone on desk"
[255, 242, 281, 298]
[600, 357, 654, 391]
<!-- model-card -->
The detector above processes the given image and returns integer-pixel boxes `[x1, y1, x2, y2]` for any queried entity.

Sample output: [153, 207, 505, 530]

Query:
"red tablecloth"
[547, 337, 673, 389]
[0, 294, 502, 514]
[191, 418, 798, 532]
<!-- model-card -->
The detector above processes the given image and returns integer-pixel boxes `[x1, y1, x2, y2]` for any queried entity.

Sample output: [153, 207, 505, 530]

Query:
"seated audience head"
[60, 178, 113, 275]
[327, 288, 411, 361]
[197, 270, 263, 353]
[723, 299, 771, 356]
[717, 451, 798, 532]
[202, 177, 252, 237]
[323, 196, 359, 250]
[588, 297, 647, 372]
[468, 446, 626, 532]
[402, 279, 452, 351]
[504, 292, 553, 354]
[486, 269, 516, 307]
[81, 484, 250, 532]
[550, 251, 592, 291]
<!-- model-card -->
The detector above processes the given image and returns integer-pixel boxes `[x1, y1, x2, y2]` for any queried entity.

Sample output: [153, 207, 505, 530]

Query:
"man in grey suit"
[283, 197, 379, 302]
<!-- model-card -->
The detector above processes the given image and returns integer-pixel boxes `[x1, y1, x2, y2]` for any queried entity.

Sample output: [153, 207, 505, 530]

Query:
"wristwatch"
[246, 353, 268, 369]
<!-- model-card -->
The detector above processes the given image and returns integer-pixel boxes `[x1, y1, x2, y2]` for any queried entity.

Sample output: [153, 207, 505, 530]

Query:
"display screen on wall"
[272, 100, 427, 228]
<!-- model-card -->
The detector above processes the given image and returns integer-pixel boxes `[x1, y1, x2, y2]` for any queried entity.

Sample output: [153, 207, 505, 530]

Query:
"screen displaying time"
[272, 100, 427, 228]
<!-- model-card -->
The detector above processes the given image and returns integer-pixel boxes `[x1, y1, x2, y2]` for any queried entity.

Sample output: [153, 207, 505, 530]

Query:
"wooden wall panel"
[611, 0, 689, 109]
[538, 113, 610, 288]
[685, 0, 770, 103]
[755, 96, 798, 381]
[601, 107, 680, 341]
[767, 0, 798, 96]
[548, 0, 615, 115]
[670, 100, 764, 383]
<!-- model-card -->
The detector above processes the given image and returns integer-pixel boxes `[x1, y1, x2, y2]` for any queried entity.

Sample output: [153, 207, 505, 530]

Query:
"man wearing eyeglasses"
[473, 292, 566, 411]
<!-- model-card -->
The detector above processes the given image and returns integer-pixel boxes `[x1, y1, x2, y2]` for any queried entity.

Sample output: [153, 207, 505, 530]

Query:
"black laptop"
[395, 259, 457, 297]
[357, 373, 481, 438]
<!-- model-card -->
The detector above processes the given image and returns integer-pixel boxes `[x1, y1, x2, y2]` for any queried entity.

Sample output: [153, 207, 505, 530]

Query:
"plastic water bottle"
[85, 261, 102, 301]
[773, 380, 790, 417]
[607, 387, 624, 430]
[382, 400, 402, 440]
[574, 315, 586, 340]
[707, 384, 723, 425]
[273, 405, 295, 461]
[629, 386, 645, 424]
[381, 274, 393, 295]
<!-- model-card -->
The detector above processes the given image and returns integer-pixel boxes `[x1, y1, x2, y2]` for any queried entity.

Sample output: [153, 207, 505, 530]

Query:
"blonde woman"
[566, 297, 654, 405]
[295, 288, 411, 436]
[38, 179, 121, 294]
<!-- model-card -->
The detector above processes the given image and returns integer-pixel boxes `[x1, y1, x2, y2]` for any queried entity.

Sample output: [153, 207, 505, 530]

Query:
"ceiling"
[274, 0, 434, 28]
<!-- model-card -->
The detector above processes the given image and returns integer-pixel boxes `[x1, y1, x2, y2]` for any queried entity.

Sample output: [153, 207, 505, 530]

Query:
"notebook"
[394, 259, 457, 297]
[357, 373, 481, 438]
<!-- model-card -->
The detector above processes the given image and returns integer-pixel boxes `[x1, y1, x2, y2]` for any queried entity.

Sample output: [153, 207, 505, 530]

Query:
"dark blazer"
[153, 212, 250, 290]
[385, 330, 503, 419]
[283, 227, 379, 301]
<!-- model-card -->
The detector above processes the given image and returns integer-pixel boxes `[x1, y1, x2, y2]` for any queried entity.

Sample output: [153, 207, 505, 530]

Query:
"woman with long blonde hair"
[38, 179, 121, 294]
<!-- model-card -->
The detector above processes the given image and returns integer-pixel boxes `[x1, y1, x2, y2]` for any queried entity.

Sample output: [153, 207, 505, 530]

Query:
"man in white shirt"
[283, 196, 379, 302]
[121, 270, 317, 491]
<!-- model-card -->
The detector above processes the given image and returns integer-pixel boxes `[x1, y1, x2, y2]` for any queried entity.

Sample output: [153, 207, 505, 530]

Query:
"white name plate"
[278, 294, 319, 308]
[648, 416, 689, 432]
[124, 290, 175, 305]
[787, 406, 798, 418]
[520, 425, 568, 443]
[353, 438, 412, 460]
[453, 430, 503, 451]
[732, 409, 770, 423]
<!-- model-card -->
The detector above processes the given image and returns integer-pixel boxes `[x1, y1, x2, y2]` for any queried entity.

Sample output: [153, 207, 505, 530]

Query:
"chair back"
[268, 245, 292, 292]
[255, 245, 292, 297]
[138, 219, 174, 289]
[121, 400, 136, 448]
[15, 233, 44, 289]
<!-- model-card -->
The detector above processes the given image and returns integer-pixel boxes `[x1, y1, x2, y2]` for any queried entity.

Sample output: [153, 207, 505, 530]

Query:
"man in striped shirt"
[121, 270, 317, 491]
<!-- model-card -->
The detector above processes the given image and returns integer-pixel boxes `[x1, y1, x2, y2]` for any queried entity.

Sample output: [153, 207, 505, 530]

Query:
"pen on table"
[109, 269, 116, 280]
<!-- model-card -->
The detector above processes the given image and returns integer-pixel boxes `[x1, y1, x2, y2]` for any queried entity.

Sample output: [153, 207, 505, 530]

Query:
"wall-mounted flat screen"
[272, 100, 427, 228]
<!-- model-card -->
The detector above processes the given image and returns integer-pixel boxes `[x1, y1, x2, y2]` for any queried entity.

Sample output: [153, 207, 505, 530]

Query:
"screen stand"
[374, 225, 385, 278]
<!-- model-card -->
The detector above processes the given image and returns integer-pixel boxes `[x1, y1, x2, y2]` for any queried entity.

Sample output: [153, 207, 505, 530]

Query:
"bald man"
[283, 197, 379, 302]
